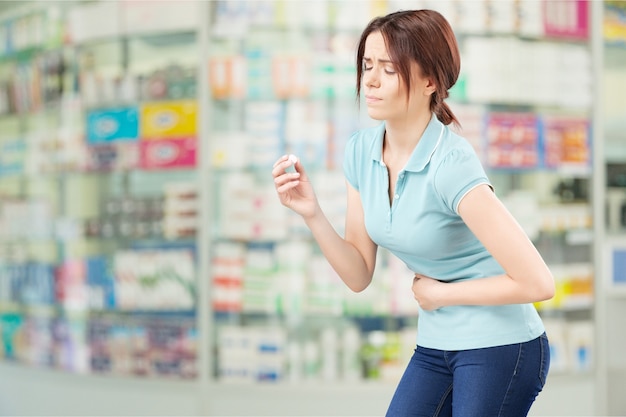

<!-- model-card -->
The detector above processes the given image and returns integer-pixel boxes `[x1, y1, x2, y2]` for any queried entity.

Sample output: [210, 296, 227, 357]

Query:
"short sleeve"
[434, 148, 491, 214]
[343, 132, 360, 191]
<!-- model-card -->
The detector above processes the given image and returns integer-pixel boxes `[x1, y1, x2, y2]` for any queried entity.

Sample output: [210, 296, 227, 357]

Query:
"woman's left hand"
[412, 274, 445, 311]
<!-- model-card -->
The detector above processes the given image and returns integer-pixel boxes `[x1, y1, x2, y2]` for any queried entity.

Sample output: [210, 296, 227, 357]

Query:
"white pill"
[288, 154, 298, 165]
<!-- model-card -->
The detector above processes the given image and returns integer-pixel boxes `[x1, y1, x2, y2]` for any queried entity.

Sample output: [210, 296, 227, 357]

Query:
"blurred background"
[0, 0, 624, 415]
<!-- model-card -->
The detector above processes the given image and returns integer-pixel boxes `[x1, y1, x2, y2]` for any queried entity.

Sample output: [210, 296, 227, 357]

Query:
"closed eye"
[362, 58, 396, 74]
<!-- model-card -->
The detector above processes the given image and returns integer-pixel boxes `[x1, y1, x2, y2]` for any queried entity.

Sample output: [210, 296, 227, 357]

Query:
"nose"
[363, 68, 380, 88]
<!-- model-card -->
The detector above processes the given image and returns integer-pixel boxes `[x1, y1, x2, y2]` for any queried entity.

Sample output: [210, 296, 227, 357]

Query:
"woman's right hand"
[272, 154, 319, 219]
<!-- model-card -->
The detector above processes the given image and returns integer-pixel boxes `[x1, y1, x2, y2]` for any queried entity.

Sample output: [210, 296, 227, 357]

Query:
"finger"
[292, 158, 311, 182]
[275, 178, 301, 194]
[272, 157, 290, 178]
[273, 154, 289, 169]
[274, 172, 301, 188]
[271, 156, 300, 178]
[271, 161, 290, 178]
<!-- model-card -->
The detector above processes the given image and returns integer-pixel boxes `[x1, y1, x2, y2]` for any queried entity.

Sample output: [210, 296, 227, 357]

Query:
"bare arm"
[413, 184, 555, 309]
[272, 155, 377, 292]
[303, 182, 377, 292]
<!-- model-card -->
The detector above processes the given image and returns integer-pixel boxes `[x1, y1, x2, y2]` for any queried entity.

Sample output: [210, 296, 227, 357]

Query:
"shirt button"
[394, 194, 399, 199]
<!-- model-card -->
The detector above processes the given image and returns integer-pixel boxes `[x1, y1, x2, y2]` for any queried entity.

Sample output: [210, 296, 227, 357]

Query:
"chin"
[366, 109, 385, 121]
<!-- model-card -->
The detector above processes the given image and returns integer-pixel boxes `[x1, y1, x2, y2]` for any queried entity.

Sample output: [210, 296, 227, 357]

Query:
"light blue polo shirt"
[343, 113, 545, 350]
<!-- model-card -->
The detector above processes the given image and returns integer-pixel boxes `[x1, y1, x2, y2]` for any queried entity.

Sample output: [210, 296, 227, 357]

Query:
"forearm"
[445, 185, 555, 308]
[304, 210, 373, 292]
[441, 273, 554, 307]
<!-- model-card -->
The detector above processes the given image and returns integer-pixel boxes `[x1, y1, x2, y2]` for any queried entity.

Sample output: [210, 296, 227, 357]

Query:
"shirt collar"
[371, 113, 445, 173]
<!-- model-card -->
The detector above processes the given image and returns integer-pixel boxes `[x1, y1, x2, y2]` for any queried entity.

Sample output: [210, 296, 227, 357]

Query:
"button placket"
[380, 161, 392, 226]
[394, 170, 406, 202]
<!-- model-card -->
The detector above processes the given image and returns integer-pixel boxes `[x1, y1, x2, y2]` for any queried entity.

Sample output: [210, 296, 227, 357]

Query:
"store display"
[605, 1, 626, 46]
[0, 3, 615, 414]
[543, 0, 590, 39]
[139, 137, 197, 170]
[542, 115, 591, 172]
[87, 314, 196, 378]
[485, 112, 541, 170]
[0, 1, 201, 380]
[611, 246, 626, 285]
[86, 108, 140, 144]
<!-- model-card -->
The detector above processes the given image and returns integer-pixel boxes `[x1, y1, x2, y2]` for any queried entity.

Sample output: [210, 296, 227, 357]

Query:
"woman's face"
[362, 31, 433, 122]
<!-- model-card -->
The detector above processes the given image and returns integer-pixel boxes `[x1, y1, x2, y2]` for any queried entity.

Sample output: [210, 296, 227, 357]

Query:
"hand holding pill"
[271, 153, 319, 219]
[285, 154, 298, 172]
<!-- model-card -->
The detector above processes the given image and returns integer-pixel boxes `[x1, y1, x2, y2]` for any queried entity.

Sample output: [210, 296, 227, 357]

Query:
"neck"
[383, 110, 433, 157]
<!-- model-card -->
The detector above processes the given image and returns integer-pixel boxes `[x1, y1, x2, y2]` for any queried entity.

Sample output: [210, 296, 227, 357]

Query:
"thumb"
[293, 158, 310, 182]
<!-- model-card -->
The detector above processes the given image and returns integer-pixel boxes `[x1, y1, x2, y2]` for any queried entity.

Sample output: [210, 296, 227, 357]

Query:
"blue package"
[86, 107, 139, 144]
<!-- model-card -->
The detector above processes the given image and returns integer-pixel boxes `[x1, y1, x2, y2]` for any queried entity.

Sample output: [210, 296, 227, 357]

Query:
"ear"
[424, 77, 437, 96]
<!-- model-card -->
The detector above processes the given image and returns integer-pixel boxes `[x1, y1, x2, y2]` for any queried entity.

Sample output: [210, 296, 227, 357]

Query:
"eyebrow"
[363, 57, 394, 64]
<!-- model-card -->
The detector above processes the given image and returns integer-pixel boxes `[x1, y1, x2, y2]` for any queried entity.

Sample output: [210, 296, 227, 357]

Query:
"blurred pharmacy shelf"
[0, 0, 624, 416]
[594, 2, 626, 415]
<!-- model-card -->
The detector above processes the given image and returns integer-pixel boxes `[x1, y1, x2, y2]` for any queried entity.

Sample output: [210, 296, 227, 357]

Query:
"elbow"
[349, 283, 369, 293]
[347, 277, 372, 293]
[534, 275, 556, 302]
[536, 286, 555, 302]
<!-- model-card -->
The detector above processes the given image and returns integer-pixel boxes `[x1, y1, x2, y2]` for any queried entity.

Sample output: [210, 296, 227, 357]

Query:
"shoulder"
[431, 126, 490, 213]
[429, 125, 484, 175]
[344, 123, 384, 167]
[435, 126, 479, 161]
[344, 123, 384, 190]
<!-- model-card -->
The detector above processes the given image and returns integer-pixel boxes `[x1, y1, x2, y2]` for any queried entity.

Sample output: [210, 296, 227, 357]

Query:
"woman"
[272, 9, 553, 417]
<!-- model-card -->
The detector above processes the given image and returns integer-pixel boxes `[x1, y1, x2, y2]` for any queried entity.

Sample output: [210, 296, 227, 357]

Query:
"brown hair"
[356, 9, 460, 127]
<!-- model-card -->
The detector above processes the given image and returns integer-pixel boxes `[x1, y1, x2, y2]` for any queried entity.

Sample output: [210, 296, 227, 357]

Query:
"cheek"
[391, 80, 411, 105]
[390, 77, 403, 95]
[391, 90, 411, 113]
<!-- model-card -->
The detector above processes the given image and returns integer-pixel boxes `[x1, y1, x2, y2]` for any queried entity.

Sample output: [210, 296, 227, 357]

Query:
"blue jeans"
[386, 333, 550, 417]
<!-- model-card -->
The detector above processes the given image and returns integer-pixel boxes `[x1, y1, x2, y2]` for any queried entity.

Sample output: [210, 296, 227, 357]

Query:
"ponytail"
[431, 91, 460, 130]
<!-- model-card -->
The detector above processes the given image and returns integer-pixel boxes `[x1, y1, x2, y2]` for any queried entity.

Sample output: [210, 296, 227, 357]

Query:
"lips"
[365, 95, 382, 104]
